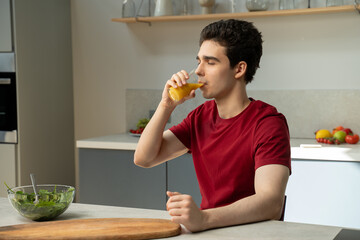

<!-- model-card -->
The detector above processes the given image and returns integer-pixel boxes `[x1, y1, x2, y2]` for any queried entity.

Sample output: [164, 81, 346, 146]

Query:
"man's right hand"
[161, 70, 196, 108]
[134, 70, 192, 168]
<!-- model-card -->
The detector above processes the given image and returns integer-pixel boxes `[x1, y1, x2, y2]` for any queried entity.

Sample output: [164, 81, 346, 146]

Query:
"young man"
[134, 19, 291, 232]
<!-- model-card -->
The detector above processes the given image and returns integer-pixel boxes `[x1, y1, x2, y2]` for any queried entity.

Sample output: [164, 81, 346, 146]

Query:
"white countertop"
[0, 197, 342, 239]
[290, 138, 360, 162]
[77, 134, 360, 162]
[76, 134, 138, 150]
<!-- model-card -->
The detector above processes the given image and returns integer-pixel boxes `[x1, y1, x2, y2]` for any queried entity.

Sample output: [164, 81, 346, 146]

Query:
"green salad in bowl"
[6, 183, 75, 221]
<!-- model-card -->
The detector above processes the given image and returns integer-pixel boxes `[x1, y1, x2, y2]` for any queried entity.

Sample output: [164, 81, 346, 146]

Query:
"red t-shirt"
[169, 99, 291, 210]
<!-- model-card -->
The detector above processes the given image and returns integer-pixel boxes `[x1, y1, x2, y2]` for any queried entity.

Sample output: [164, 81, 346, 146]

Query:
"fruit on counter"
[342, 128, 353, 135]
[333, 130, 347, 143]
[130, 128, 144, 134]
[316, 137, 341, 145]
[332, 126, 344, 135]
[315, 129, 332, 139]
[129, 118, 150, 135]
[315, 126, 358, 145]
[345, 134, 359, 144]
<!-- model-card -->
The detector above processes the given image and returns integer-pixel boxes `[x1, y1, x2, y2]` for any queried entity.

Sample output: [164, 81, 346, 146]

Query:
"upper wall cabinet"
[0, 0, 12, 52]
[112, 5, 359, 24]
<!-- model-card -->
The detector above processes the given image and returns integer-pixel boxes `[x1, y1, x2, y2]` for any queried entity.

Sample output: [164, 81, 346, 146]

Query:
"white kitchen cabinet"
[285, 159, 360, 229]
[0, 144, 16, 197]
[0, 0, 12, 52]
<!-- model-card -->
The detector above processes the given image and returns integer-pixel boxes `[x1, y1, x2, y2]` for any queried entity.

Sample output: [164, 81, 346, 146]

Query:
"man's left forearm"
[202, 164, 289, 230]
[202, 192, 284, 230]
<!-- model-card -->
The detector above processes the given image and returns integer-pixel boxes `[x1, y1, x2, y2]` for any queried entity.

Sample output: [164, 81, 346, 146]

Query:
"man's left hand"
[166, 191, 208, 232]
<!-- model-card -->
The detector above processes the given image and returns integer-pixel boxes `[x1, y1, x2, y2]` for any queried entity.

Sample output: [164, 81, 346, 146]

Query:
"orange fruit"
[332, 126, 344, 135]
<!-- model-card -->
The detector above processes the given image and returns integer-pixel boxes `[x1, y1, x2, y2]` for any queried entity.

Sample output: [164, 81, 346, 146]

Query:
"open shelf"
[112, 5, 359, 23]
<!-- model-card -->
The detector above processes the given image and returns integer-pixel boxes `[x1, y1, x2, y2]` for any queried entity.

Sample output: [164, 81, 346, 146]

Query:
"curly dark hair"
[199, 19, 263, 84]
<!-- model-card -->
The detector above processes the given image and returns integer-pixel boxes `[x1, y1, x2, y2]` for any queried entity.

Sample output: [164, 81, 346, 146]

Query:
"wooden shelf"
[112, 5, 358, 23]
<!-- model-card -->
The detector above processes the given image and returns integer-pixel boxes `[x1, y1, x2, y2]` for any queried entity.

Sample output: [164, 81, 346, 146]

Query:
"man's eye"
[208, 62, 215, 65]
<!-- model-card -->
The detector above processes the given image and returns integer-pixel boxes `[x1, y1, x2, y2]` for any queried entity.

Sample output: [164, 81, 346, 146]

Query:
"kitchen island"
[0, 197, 344, 239]
[77, 134, 360, 229]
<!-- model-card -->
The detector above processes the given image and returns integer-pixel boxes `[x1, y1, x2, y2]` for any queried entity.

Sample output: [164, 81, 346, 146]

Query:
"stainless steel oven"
[0, 53, 17, 143]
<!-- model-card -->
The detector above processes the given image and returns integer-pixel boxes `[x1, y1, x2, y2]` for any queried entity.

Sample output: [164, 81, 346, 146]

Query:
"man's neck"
[215, 85, 250, 119]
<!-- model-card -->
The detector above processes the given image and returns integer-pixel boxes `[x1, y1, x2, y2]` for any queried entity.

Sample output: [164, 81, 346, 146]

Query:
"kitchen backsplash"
[126, 89, 360, 139]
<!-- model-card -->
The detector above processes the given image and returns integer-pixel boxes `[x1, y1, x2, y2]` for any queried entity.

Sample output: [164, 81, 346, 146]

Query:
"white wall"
[71, 0, 360, 141]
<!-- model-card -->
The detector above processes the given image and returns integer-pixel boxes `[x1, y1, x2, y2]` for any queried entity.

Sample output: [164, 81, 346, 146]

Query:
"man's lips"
[198, 80, 206, 86]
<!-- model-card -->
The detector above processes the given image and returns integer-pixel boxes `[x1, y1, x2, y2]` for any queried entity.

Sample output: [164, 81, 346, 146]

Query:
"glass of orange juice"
[168, 69, 203, 102]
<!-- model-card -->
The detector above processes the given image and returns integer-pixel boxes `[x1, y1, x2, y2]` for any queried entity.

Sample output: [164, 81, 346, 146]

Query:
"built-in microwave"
[0, 53, 17, 143]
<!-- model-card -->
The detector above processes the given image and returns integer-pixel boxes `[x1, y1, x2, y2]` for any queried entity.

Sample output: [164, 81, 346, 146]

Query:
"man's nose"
[195, 64, 203, 76]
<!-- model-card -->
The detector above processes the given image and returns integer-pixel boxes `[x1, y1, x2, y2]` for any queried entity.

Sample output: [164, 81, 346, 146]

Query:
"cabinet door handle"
[0, 78, 11, 84]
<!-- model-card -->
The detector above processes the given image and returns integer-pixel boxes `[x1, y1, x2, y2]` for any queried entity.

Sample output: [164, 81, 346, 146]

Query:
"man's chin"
[201, 93, 212, 100]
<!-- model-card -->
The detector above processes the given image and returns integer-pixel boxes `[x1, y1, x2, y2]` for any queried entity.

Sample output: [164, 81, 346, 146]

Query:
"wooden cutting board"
[0, 218, 181, 240]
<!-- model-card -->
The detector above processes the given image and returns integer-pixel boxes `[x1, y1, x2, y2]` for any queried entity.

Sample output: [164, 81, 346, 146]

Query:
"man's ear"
[234, 61, 247, 79]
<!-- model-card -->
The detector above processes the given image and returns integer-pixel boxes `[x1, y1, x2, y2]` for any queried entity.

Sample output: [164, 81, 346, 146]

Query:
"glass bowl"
[7, 184, 75, 221]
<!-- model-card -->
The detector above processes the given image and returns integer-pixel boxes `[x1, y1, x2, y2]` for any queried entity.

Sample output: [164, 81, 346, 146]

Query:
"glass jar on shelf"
[246, 0, 270, 11]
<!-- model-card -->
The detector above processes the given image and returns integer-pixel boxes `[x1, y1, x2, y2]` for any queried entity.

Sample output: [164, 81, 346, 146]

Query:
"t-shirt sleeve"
[253, 114, 292, 174]
[169, 112, 193, 150]
[169, 103, 208, 152]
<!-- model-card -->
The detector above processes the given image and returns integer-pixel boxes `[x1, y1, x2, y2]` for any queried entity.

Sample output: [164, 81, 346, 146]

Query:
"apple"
[333, 130, 347, 143]
[342, 128, 353, 135]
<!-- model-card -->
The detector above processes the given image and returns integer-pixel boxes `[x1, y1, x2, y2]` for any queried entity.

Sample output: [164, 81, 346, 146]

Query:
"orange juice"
[168, 83, 203, 102]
